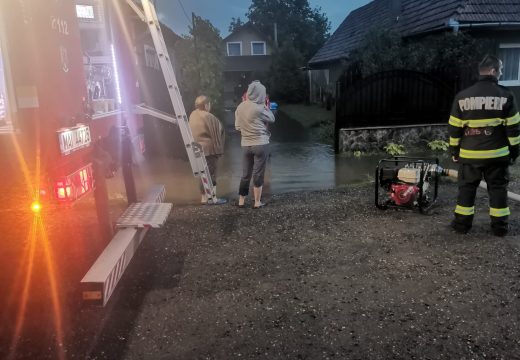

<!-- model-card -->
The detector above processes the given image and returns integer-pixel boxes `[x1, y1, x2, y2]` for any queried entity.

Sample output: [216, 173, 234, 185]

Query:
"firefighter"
[449, 54, 520, 236]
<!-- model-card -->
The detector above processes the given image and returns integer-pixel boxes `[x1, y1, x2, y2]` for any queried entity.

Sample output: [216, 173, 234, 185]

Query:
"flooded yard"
[127, 110, 436, 205]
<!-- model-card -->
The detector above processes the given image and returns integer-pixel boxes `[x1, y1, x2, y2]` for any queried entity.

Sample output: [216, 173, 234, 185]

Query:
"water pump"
[375, 156, 450, 213]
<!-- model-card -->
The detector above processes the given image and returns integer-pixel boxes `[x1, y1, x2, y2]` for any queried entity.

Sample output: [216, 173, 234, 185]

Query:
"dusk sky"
[155, 0, 373, 38]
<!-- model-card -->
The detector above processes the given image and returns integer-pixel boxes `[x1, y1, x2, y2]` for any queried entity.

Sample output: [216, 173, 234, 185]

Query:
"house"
[222, 22, 274, 107]
[308, 0, 520, 100]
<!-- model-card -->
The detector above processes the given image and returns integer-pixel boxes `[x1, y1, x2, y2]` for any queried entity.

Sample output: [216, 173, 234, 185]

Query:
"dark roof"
[309, 0, 520, 68]
[397, 0, 462, 35]
[458, 0, 520, 23]
[161, 23, 182, 45]
[309, 0, 395, 67]
[398, 0, 520, 35]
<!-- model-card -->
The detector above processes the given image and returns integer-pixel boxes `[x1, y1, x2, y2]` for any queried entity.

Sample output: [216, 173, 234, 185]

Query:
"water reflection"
[116, 110, 447, 205]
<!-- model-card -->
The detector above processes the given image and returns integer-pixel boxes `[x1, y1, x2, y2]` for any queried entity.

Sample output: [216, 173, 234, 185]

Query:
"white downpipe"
[445, 169, 520, 202]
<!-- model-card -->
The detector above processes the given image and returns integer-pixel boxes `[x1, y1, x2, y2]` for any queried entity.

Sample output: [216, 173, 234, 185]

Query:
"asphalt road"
[3, 175, 520, 359]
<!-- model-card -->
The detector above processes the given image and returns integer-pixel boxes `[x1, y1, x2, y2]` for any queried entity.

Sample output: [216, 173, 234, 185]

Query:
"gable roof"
[309, 0, 520, 68]
[398, 0, 462, 35]
[308, 0, 394, 67]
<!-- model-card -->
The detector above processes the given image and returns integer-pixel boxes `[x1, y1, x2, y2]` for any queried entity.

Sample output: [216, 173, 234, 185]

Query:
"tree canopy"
[234, 0, 330, 103]
[268, 42, 307, 102]
[348, 30, 493, 78]
[247, 0, 330, 62]
[174, 15, 224, 115]
[228, 17, 245, 33]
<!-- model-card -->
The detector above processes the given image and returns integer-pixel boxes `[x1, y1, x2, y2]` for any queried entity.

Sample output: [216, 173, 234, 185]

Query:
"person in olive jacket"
[448, 54, 519, 236]
[189, 95, 227, 205]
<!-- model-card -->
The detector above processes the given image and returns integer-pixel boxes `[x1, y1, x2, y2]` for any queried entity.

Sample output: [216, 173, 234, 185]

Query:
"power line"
[177, 0, 191, 26]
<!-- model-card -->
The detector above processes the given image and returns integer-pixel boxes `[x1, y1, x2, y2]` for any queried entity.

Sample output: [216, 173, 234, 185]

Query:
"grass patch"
[278, 103, 335, 144]
[279, 103, 335, 129]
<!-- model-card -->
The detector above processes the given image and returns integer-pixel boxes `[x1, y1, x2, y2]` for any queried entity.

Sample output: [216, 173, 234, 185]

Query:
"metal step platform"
[116, 202, 172, 228]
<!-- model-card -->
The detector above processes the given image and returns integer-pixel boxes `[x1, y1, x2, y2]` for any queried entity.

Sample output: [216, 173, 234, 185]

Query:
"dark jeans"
[200, 155, 219, 194]
[238, 144, 269, 196]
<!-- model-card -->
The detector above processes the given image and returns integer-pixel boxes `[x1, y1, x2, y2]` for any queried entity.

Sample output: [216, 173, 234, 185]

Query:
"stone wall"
[339, 124, 447, 154]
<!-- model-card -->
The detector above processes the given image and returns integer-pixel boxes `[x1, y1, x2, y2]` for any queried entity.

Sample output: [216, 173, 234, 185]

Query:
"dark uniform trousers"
[454, 162, 510, 232]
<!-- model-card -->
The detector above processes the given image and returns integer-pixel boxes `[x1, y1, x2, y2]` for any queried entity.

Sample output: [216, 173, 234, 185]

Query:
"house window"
[498, 44, 520, 86]
[227, 42, 242, 56]
[251, 41, 266, 56]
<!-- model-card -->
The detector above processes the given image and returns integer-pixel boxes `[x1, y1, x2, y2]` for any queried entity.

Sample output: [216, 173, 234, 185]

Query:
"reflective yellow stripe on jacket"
[459, 146, 509, 159]
[506, 112, 520, 126]
[449, 116, 465, 127]
[455, 205, 475, 216]
[509, 136, 520, 146]
[449, 116, 506, 128]
[449, 137, 460, 146]
[490, 207, 510, 217]
[466, 118, 506, 127]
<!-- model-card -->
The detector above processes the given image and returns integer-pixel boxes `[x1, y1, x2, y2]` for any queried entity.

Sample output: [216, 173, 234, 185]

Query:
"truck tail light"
[54, 179, 73, 201]
[53, 163, 94, 202]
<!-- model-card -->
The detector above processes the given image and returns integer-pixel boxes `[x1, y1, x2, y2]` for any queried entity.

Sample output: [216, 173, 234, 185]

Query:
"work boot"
[451, 220, 470, 234]
[492, 228, 508, 237]
[491, 223, 508, 237]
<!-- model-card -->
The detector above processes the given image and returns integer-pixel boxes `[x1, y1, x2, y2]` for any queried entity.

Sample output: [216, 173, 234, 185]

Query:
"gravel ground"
[3, 170, 520, 359]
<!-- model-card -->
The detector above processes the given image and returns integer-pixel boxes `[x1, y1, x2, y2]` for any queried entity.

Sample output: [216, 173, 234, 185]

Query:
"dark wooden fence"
[335, 68, 474, 152]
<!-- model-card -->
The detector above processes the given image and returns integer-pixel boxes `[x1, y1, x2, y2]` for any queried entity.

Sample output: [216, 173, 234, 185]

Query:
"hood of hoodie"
[247, 80, 266, 104]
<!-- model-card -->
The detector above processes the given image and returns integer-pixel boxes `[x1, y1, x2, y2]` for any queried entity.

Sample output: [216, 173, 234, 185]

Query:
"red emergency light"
[54, 163, 94, 202]
[54, 179, 73, 201]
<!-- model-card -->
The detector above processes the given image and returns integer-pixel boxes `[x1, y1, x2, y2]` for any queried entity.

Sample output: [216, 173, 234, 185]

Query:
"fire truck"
[0, 0, 149, 220]
[0, 0, 209, 307]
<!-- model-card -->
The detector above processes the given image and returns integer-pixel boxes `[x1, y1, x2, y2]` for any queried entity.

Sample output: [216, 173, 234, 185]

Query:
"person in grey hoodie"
[235, 80, 275, 208]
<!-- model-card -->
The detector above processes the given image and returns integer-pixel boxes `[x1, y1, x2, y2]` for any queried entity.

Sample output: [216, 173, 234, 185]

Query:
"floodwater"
[113, 110, 440, 205]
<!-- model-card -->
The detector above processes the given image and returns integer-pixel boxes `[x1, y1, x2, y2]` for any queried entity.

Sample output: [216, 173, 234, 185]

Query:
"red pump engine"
[390, 184, 420, 206]
[375, 157, 446, 213]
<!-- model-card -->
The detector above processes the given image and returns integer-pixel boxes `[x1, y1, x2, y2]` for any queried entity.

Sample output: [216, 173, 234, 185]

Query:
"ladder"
[128, 0, 218, 203]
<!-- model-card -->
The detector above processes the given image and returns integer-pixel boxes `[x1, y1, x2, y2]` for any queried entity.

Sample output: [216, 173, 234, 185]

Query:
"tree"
[246, 0, 329, 102]
[268, 43, 307, 103]
[247, 0, 330, 61]
[174, 15, 224, 116]
[348, 29, 493, 78]
[228, 17, 244, 33]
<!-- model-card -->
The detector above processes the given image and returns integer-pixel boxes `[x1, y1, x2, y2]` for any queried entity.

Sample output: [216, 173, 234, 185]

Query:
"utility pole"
[192, 12, 202, 91]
